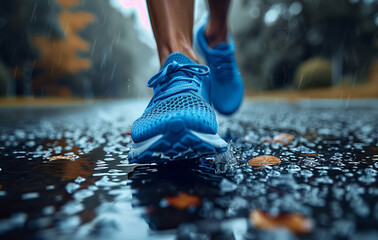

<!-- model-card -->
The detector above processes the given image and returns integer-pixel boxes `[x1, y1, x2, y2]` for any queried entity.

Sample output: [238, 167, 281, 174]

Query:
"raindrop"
[65, 182, 80, 194]
[73, 189, 94, 201]
[365, 168, 377, 176]
[42, 206, 55, 216]
[61, 201, 84, 215]
[288, 2, 302, 15]
[306, 30, 322, 46]
[58, 216, 81, 232]
[264, 5, 282, 26]
[268, 170, 281, 177]
[88, 185, 98, 191]
[248, 7, 260, 19]
[234, 173, 244, 184]
[21, 192, 39, 200]
[316, 176, 334, 184]
[25, 141, 36, 148]
[301, 169, 313, 178]
[95, 176, 120, 187]
[358, 175, 376, 184]
[10, 212, 27, 228]
[94, 166, 109, 171]
[220, 179, 238, 193]
[74, 176, 86, 184]
[286, 164, 301, 172]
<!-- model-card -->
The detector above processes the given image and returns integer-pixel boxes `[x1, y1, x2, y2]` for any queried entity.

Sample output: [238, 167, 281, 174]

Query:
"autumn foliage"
[32, 0, 94, 95]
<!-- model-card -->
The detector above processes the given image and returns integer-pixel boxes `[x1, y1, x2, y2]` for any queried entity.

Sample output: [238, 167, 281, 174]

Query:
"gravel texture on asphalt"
[0, 99, 377, 240]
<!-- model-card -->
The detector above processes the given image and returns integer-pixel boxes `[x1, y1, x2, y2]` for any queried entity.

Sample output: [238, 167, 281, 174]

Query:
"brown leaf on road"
[262, 134, 294, 145]
[250, 210, 313, 235]
[298, 152, 318, 157]
[273, 133, 294, 145]
[248, 155, 281, 167]
[165, 192, 201, 210]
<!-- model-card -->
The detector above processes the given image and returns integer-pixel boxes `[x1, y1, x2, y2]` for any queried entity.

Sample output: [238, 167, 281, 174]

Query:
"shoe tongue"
[213, 43, 231, 51]
[161, 52, 196, 69]
[156, 53, 198, 93]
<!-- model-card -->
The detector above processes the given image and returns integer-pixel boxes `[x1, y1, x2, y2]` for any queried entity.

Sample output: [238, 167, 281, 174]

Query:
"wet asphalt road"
[0, 99, 377, 240]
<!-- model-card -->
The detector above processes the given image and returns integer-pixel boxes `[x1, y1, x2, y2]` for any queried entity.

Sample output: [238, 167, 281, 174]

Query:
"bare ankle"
[158, 41, 198, 65]
[205, 21, 228, 48]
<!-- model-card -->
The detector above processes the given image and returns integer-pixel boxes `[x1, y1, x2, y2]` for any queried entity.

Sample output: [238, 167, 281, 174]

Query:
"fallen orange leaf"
[165, 192, 201, 210]
[248, 155, 281, 167]
[273, 134, 294, 145]
[250, 210, 313, 235]
[298, 152, 318, 157]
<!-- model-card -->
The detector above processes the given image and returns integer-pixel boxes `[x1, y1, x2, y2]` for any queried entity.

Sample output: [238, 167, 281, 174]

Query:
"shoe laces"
[147, 61, 209, 102]
[212, 49, 234, 81]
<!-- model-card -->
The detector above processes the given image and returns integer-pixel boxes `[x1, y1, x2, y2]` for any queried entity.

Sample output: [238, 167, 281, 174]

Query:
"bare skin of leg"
[147, 0, 198, 65]
[205, 0, 231, 48]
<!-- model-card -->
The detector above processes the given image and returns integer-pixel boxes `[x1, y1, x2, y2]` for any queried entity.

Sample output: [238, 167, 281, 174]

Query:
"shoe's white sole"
[128, 120, 228, 163]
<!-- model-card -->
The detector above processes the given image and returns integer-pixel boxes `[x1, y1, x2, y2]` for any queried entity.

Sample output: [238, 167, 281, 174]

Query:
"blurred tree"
[0, 0, 62, 95]
[231, 0, 377, 90]
[0, 0, 155, 97]
[75, 0, 156, 97]
[32, 0, 94, 96]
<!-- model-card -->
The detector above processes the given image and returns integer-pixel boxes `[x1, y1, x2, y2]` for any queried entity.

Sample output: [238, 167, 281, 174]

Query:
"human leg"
[128, 0, 228, 163]
[195, 0, 244, 115]
[147, 0, 197, 65]
[205, 0, 230, 48]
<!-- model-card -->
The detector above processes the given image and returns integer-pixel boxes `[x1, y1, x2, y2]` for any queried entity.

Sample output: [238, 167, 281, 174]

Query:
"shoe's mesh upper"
[132, 93, 217, 143]
[195, 24, 244, 115]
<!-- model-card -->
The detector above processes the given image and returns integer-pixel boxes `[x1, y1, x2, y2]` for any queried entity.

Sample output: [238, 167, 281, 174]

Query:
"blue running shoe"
[128, 52, 228, 163]
[195, 23, 244, 115]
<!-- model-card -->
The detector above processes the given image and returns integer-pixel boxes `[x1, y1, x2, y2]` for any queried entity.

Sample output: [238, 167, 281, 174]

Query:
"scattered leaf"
[248, 155, 281, 167]
[250, 210, 313, 235]
[273, 134, 294, 145]
[43, 155, 78, 161]
[165, 192, 201, 210]
[299, 153, 318, 157]
[262, 134, 294, 145]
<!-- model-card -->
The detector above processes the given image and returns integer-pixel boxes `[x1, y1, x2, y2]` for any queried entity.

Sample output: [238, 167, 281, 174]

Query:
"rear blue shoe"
[195, 23, 244, 115]
[128, 52, 228, 163]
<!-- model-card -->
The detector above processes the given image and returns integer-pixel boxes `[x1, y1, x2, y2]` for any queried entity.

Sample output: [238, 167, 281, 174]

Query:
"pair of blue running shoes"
[128, 23, 244, 163]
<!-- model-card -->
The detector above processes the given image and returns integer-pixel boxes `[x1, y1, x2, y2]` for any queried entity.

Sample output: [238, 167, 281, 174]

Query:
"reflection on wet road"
[0, 99, 377, 239]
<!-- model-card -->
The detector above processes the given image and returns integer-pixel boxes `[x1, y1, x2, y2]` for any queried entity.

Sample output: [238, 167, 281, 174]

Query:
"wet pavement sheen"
[0, 99, 377, 240]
